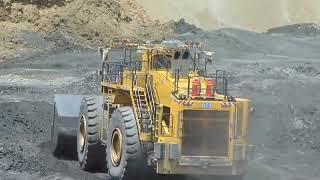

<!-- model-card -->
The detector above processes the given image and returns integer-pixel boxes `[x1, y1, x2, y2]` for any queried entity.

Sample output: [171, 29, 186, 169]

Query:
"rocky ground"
[1, 1, 320, 180]
[1, 23, 320, 180]
[178, 25, 320, 180]
[0, 48, 105, 179]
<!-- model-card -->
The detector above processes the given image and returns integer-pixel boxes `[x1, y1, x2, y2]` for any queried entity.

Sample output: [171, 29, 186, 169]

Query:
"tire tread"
[108, 107, 144, 180]
[78, 96, 105, 171]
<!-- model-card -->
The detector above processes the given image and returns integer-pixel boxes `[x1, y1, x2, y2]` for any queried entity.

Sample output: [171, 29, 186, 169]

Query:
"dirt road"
[1, 25, 320, 180]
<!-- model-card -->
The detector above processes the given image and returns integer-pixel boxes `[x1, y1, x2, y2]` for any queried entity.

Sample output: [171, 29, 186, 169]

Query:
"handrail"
[172, 71, 229, 99]
[146, 76, 156, 112]
[146, 76, 156, 133]
[103, 60, 230, 100]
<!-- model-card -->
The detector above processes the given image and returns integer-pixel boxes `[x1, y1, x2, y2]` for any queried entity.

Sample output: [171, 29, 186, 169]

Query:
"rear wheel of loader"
[77, 97, 106, 171]
[106, 107, 145, 180]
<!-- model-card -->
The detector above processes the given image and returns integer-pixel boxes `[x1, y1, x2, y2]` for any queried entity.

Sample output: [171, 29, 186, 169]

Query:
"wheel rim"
[79, 115, 87, 153]
[110, 128, 123, 167]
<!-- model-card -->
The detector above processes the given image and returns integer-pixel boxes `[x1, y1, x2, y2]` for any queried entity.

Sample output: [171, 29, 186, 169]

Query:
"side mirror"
[98, 47, 110, 62]
[204, 51, 214, 65]
[97, 70, 102, 76]
[98, 47, 104, 58]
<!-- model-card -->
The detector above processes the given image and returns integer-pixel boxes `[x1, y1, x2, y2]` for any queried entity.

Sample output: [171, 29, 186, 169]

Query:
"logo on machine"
[202, 102, 212, 109]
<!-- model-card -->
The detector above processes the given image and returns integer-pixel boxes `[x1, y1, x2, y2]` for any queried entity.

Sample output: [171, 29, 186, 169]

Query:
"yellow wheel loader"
[51, 38, 254, 179]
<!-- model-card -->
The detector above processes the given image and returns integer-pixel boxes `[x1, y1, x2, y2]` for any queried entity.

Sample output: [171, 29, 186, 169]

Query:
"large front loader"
[51, 39, 254, 179]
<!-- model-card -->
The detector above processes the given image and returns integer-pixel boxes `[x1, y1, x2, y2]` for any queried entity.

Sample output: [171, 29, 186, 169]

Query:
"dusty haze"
[136, 0, 320, 31]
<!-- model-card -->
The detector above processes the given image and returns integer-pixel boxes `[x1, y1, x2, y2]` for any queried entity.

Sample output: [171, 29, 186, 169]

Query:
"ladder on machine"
[131, 74, 154, 132]
[146, 75, 156, 121]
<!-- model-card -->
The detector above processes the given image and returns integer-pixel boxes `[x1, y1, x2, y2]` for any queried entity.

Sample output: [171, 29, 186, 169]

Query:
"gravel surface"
[177, 25, 320, 180]
[1, 24, 320, 180]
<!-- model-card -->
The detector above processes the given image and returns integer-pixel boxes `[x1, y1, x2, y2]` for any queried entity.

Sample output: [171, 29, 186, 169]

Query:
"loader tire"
[106, 107, 146, 180]
[77, 97, 106, 171]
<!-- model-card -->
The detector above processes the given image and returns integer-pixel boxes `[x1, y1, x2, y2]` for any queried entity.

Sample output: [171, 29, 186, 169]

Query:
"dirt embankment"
[0, 0, 176, 61]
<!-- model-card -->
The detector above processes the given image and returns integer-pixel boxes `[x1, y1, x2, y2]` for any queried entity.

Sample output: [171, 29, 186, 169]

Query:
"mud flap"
[51, 95, 103, 158]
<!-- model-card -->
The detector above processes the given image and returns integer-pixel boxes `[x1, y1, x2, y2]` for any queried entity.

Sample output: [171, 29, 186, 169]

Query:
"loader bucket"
[51, 95, 86, 158]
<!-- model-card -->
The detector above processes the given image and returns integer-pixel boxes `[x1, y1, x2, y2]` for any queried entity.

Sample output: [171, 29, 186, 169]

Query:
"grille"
[182, 110, 229, 157]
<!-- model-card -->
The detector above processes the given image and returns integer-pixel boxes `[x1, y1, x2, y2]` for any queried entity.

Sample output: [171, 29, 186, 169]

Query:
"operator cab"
[149, 40, 226, 100]
[151, 40, 215, 76]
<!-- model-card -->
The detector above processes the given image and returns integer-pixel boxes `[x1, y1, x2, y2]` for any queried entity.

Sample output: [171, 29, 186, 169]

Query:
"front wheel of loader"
[106, 107, 145, 180]
[77, 97, 106, 171]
